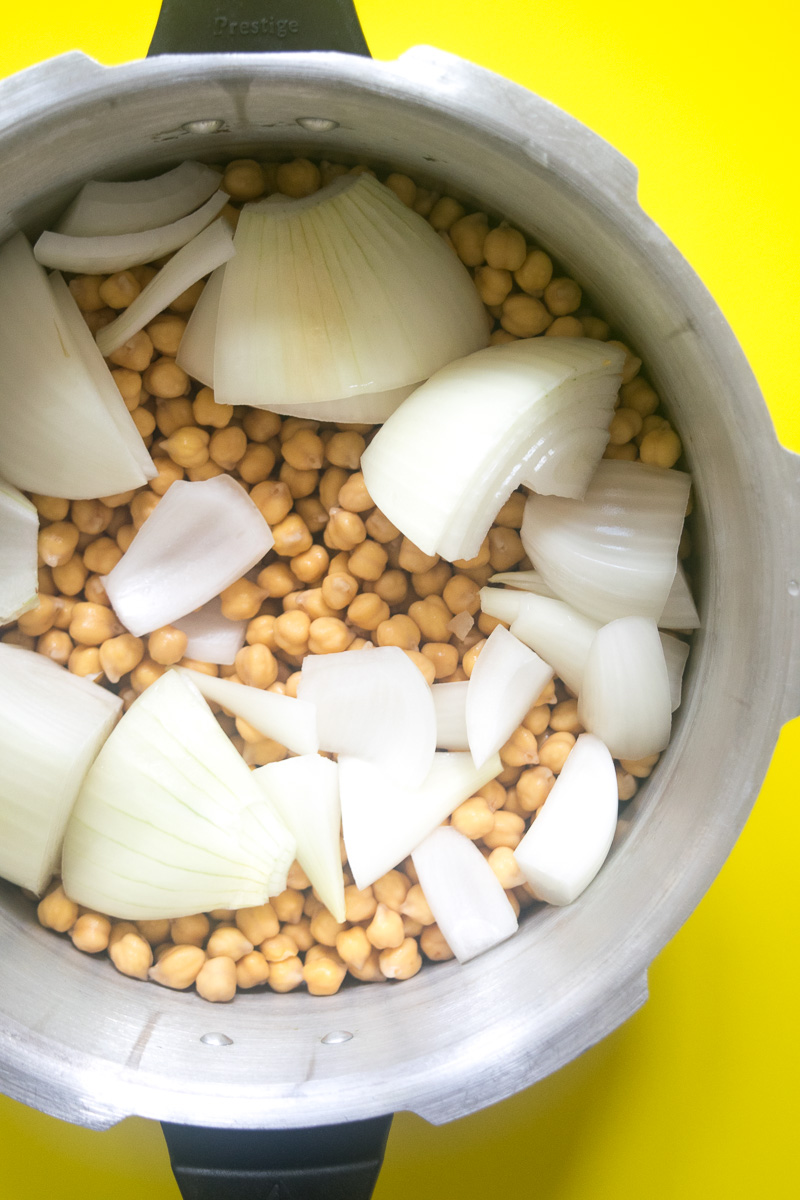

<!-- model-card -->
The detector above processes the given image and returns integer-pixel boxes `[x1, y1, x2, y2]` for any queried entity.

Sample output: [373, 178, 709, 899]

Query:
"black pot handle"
[162, 1114, 393, 1199]
[148, 0, 370, 57]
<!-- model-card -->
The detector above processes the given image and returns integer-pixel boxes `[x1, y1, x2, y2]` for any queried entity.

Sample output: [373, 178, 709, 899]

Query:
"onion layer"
[480, 587, 601, 695]
[177, 666, 318, 756]
[466, 625, 553, 767]
[0, 481, 38, 624]
[56, 161, 223, 237]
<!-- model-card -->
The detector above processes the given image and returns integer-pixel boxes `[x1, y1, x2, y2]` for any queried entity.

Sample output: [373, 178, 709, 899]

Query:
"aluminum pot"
[1, 1, 799, 1191]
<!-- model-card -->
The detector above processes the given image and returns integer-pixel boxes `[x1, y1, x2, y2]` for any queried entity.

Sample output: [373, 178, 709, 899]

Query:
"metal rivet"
[296, 117, 339, 133]
[321, 1030, 353, 1044]
[789, 580, 799, 597]
[201, 1032, 234, 1046]
[182, 119, 225, 135]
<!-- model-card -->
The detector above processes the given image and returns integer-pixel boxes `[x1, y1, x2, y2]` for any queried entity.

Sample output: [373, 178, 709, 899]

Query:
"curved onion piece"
[659, 561, 700, 630]
[488, 570, 557, 597]
[412, 826, 518, 963]
[513, 732, 618, 906]
[246, 383, 420, 424]
[103, 476, 274, 637]
[480, 587, 600, 695]
[253, 756, 344, 922]
[177, 666, 318, 755]
[56, 161, 223, 236]
[660, 632, 691, 712]
[521, 459, 691, 623]
[0, 645, 122, 895]
[175, 263, 225, 388]
[0, 481, 38, 623]
[340, 751, 502, 891]
[466, 625, 553, 767]
[214, 172, 488, 409]
[0, 235, 154, 498]
[62, 671, 294, 920]
[173, 598, 246, 665]
[96, 217, 235, 357]
[297, 646, 436, 786]
[362, 338, 624, 561]
[578, 617, 672, 760]
[34, 190, 229, 273]
[432, 681, 469, 750]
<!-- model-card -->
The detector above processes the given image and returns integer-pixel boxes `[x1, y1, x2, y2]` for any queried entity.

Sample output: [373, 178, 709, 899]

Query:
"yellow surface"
[1, 2, 798, 1197]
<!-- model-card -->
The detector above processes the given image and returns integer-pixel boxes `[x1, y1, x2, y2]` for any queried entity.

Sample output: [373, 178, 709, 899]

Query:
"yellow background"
[1, 2, 798, 1196]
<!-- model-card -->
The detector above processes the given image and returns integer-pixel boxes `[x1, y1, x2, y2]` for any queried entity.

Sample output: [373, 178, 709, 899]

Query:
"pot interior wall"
[0, 52, 786, 1130]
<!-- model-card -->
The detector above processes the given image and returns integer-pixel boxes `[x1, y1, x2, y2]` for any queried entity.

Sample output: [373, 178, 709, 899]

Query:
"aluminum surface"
[1, 46, 798, 1131]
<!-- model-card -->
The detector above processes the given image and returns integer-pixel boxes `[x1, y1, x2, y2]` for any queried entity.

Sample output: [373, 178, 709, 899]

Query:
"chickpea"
[347, 592, 390, 631]
[234, 643, 278, 688]
[155, 397, 195, 437]
[36, 628, 73, 666]
[370, 870, 410, 912]
[170, 913, 211, 947]
[462, 638, 486, 678]
[242, 737, 288, 766]
[420, 923, 454, 962]
[365, 903, 405, 950]
[620, 376, 659, 418]
[70, 912, 112, 953]
[149, 944, 207, 989]
[321, 570, 359, 611]
[450, 211, 488, 266]
[336, 471, 372, 513]
[549, 699, 584, 734]
[280, 427, 324, 471]
[273, 514, 315, 560]
[38, 521, 79, 568]
[206, 925, 254, 961]
[136, 919, 171, 945]
[242, 409, 281, 442]
[373, 569, 408, 607]
[309, 907, 346, 947]
[334, 925, 371, 970]
[222, 158, 267, 200]
[616, 765, 639, 802]
[543, 277, 582, 316]
[421, 641, 459, 679]
[195, 956, 237, 1002]
[451, 796, 495, 840]
[442, 574, 481, 616]
[402, 650, 435, 684]
[500, 293, 552, 337]
[99, 633, 144, 683]
[324, 431, 365, 470]
[513, 248, 553, 295]
[278, 462, 318, 499]
[640, 427, 682, 468]
[267, 955, 304, 992]
[483, 223, 526, 271]
[258, 562, 299, 599]
[147, 313, 187, 356]
[68, 602, 118, 646]
[276, 157, 321, 197]
[618, 752, 660, 778]
[207, 425, 247, 471]
[130, 657, 166, 692]
[579, 315, 609, 340]
[521, 705, 550, 737]
[326, 508, 367, 552]
[273, 610, 311, 655]
[143, 356, 189, 400]
[343, 885, 377, 924]
[220, 578, 267, 621]
[426, 195, 463, 231]
[160, 426, 209, 468]
[108, 924, 153, 980]
[260, 933, 299, 962]
[365, 510, 400, 543]
[37, 884, 78, 932]
[236, 442, 275, 485]
[69, 275, 105, 311]
[606, 341, 642, 385]
[500, 726, 539, 767]
[538, 730, 576, 773]
[308, 617, 354, 655]
[303, 952, 347, 996]
[482, 810, 526, 850]
[108, 329, 153, 372]
[379, 938, 422, 981]
[290, 544, 329, 585]
[408, 596, 451, 642]
[383, 172, 416, 207]
[16, 594, 58, 638]
[272, 887, 305, 925]
[236, 951, 270, 989]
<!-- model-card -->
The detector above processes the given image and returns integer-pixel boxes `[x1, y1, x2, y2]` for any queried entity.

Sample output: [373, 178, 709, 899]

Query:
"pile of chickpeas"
[3, 155, 690, 1002]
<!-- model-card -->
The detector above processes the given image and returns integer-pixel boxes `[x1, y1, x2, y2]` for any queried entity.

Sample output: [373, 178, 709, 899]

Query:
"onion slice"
[56, 161, 223, 236]
[0, 233, 154, 498]
[34, 190, 230, 274]
[172, 597, 246, 665]
[61, 670, 295, 920]
[659, 561, 701, 630]
[176, 666, 318, 755]
[102, 476, 274, 636]
[0, 645, 122, 894]
[577, 617, 672, 760]
[411, 826, 518, 963]
[253, 756, 344, 922]
[297, 646, 436, 786]
[466, 625, 553, 768]
[362, 338, 624, 562]
[175, 263, 225, 388]
[513, 732, 618, 906]
[488, 570, 557, 597]
[340, 751, 502, 891]
[213, 172, 488, 409]
[431, 681, 469, 750]
[0, 481, 38, 624]
[247, 383, 421, 424]
[660, 632, 691, 712]
[481, 587, 601, 695]
[521, 459, 691, 623]
[96, 217, 235, 357]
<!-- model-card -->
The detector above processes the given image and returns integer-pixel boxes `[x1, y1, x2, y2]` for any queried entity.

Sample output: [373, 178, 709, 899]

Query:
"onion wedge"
[466, 625, 553, 768]
[102, 476, 274, 636]
[340, 751, 502, 891]
[61, 670, 295, 920]
[176, 666, 318, 755]
[659, 561, 701, 630]
[432, 681, 470, 750]
[521, 459, 691, 623]
[0, 645, 122, 895]
[297, 646, 436, 786]
[0, 481, 38, 624]
[577, 617, 672, 760]
[412, 826, 518, 963]
[253, 756, 344, 922]
[34, 190, 230, 274]
[362, 338, 624, 562]
[175, 263, 225, 388]
[173, 597, 246, 665]
[480, 587, 601, 695]
[513, 732, 618, 906]
[660, 632, 691, 712]
[56, 161, 223, 237]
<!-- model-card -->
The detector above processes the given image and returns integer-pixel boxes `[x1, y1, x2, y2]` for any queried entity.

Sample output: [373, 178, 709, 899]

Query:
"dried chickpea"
[365, 903, 405, 950]
[488, 527, 525, 572]
[69, 274, 105, 311]
[289, 545, 329, 584]
[156, 397, 195, 436]
[242, 409, 281, 442]
[37, 884, 78, 932]
[208, 425, 247, 470]
[69, 602, 118, 646]
[70, 912, 112, 954]
[196, 956, 237, 1002]
[500, 293, 552, 337]
[344, 884, 377, 923]
[281, 427, 324, 470]
[272, 888, 305, 924]
[145, 313, 186, 356]
[543, 276, 582, 316]
[261, 933, 299, 963]
[335, 925, 372, 970]
[149, 944, 206, 989]
[538, 730, 576, 773]
[337, 472, 372, 513]
[38, 521, 80, 567]
[308, 617, 354, 655]
[98, 270, 141, 309]
[279, 462, 318, 499]
[545, 315, 584, 338]
[616, 766, 639, 802]
[321, 571, 359, 611]
[237, 442, 276, 484]
[293, 496, 328, 533]
[108, 329, 153, 371]
[267, 955, 304, 992]
[326, 508, 366, 552]
[17, 594, 58, 638]
[206, 925, 254, 961]
[371, 870, 411, 912]
[451, 797, 496, 840]
[309, 908, 346, 947]
[235, 643, 278, 688]
[236, 951, 270, 989]
[169, 279, 205, 313]
[397, 538, 438, 574]
[580, 315, 610, 340]
[500, 726, 539, 767]
[108, 927, 153, 980]
[521, 705, 550, 737]
[304, 953, 347, 996]
[273, 610, 311, 655]
[99, 633, 144, 683]
[347, 539, 388, 582]
[407, 596, 451, 642]
[347, 592, 390, 631]
[421, 642, 459, 679]
[371, 569, 407, 607]
[220, 578, 267, 621]
[70, 499, 113, 536]
[549, 699, 584, 733]
[130, 657, 166, 692]
[171, 913, 211, 947]
[128, 490, 159, 530]
[442, 574, 481, 616]
[147, 625, 188, 666]
[242, 737, 288, 766]
[189, 388, 230, 430]
[160, 426, 209, 468]
[36, 628, 73, 666]
[482, 810, 526, 850]
[428, 195, 465, 230]
[272, 512, 313, 557]
[258, 561, 299, 599]
[325, 431, 365, 469]
[144, 356, 189, 399]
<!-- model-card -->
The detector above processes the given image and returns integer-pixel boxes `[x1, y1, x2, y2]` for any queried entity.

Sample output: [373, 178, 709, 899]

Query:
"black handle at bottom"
[162, 1113, 393, 1199]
